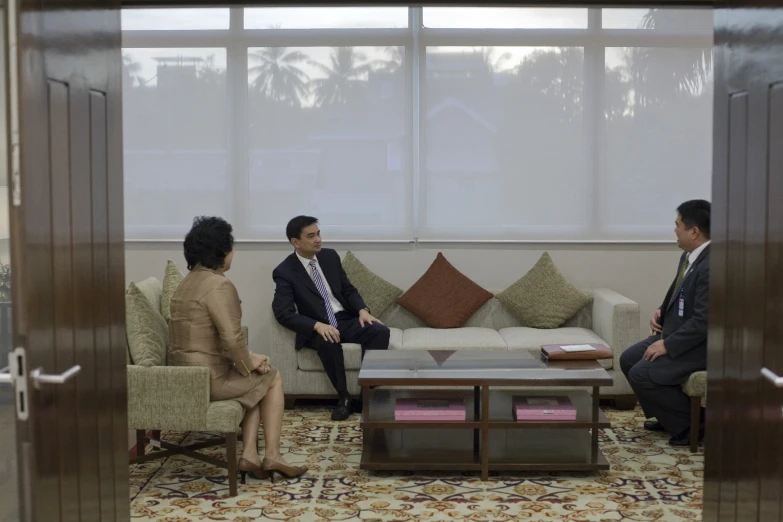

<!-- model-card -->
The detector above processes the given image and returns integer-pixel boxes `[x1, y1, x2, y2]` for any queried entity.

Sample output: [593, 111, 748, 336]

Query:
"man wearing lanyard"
[620, 200, 711, 446]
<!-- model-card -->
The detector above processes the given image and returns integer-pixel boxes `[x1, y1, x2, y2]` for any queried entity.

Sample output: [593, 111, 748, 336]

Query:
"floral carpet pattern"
[129, 406, 703, 521]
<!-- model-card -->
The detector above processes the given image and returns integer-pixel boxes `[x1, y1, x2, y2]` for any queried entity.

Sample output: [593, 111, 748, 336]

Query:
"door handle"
[761, 367, 783, 387]
[30, 365, 81, 389]
[3, 348, 29, 420]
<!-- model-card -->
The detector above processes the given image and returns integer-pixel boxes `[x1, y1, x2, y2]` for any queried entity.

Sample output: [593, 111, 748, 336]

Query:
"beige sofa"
[268, 288, 640, 407]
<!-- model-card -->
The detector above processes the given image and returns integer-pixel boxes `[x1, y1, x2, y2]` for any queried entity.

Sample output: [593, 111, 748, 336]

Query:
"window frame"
[121, 6, 713, 242]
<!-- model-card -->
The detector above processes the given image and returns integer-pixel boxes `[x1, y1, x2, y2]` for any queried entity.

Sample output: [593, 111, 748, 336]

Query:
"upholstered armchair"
[682, 370, 707, 453]
[125, 272, 250, 496]
[127, 364, 245, 496]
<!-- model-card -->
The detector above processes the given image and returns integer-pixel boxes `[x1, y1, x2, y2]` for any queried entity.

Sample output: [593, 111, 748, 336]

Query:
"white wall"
[126, 242, 683, 352]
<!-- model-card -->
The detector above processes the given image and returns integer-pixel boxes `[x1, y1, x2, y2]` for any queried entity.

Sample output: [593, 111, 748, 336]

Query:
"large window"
[122, 7, 713, 241]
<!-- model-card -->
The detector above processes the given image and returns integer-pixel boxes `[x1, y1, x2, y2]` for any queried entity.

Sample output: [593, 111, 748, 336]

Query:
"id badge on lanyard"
[678, 286, 685, 317]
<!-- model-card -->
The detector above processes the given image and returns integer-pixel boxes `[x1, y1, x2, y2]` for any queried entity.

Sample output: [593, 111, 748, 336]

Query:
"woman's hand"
[251, 353, 271, 374]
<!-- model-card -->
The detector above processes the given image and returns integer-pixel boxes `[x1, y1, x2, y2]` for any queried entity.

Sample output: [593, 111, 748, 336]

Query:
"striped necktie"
[309, 259, 338, 328]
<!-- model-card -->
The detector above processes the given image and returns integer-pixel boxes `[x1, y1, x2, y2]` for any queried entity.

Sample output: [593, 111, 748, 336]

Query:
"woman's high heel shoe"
[238, 457, 270, 484]
[261, 458, 308, 484]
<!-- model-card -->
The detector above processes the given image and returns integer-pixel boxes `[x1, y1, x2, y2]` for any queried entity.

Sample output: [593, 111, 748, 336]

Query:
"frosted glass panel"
[602, 8, 712, 30]
[246, 46, 409, 238]
[602, 47, 713, 237]
[120, 7, 714, 241]
[122, 48, 229, 237]
[122, 8, 229, 30]
[422, 47, 587, 238]
[245, 8, 408, 29]
[424, 7, 588, 29]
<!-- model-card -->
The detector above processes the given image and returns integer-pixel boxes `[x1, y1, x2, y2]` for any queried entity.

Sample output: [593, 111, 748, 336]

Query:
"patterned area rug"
[129, 406, 703, 521]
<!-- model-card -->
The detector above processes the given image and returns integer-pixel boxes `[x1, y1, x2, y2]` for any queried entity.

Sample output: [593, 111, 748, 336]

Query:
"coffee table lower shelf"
[360, 428, 609, 473]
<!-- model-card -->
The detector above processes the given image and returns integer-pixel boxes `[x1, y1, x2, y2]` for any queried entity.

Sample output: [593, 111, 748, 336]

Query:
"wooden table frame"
[359, 373, 611, 480]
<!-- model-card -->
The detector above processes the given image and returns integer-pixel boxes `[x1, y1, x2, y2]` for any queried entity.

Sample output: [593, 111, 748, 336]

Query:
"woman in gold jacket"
[168, 216, 307, 483]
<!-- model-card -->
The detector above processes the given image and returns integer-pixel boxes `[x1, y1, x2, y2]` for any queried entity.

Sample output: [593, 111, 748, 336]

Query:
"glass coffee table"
[358, 349, 613, 480]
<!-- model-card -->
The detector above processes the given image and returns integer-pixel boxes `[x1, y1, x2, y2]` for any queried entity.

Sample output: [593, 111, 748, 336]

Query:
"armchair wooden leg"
[284, 396, 296, 410]
[690, 396, 701, 453]
[226, 432, 238, 497]
[135, 430, 147, 458]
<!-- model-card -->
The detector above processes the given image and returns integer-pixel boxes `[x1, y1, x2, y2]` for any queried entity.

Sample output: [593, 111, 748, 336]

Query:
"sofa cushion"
[396, 252, 493, 328]
[126, 278, 168, 367]
[495, 252, 592, 329]
[380, 295, 591, 331]
[402, 327, 507, 351]
[161, 260, 184, 324]
[134, 275, 163, 312]
[378, 302, 427, 330]
[499, 327, 613, 369]
[298, 327, 403, 371]
[463, 298, 523, 329]
[342, 251, 403, 317]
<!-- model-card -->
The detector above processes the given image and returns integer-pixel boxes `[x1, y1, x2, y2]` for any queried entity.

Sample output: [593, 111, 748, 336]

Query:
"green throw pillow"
[495, 252, 592, 329]
[126, 279, 168, 366]
[342, 251, 403, 317]
[161, 259, 184, 323]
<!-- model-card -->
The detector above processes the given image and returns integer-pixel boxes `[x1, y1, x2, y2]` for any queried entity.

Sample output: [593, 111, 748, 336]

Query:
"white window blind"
[122, 7, 713, 241]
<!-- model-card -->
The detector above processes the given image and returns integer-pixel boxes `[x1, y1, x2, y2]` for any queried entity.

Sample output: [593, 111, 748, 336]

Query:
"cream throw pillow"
[126, 278, 168, 366]
[342, 251, 403, 317]
[495, 252, 591, 329]
[161, 260, 184, 323]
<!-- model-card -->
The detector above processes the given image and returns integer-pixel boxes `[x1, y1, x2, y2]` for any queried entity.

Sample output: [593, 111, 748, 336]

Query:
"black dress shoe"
[331, 397, 352, 421]
[669, 428, 704, 447]
[668, 430, 691, 446]
[644, 420, 666, 432]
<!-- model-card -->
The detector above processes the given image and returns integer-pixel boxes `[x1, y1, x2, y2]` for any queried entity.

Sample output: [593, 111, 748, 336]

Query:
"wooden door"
[2, 0, 128, 520]
[705, 6, 783, 522]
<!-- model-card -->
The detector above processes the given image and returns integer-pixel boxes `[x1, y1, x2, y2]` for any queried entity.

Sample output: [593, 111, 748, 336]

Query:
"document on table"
[559, 344, 596, 353]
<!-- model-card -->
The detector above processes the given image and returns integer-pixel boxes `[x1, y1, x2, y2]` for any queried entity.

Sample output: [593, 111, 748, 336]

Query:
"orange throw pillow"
[396, 253, 493, 328]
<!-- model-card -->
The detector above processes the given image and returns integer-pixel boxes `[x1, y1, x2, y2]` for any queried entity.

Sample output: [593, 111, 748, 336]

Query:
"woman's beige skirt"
[210, 366, 279, 410]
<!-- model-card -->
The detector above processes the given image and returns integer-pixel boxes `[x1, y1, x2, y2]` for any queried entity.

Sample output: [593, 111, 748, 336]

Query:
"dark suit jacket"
[272, 248, 367, 350]
[652, 244, 710, 385]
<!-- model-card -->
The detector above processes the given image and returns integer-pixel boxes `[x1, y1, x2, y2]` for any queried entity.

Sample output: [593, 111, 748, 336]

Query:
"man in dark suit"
[272, 215, 390, 421]
[620, 199, 711, 446]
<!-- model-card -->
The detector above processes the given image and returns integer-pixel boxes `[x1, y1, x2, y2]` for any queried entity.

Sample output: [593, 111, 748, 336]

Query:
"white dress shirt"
[297, 252, 345, 313]
[686, 240, 711, 277]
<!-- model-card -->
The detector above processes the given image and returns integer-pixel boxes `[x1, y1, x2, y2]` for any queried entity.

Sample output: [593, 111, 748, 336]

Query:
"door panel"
[0, 4, 17, 521]
[759, 81, 783, 522]
[89, 90, 119, 522]
[703, 27, 728, 521]
[7, 2, 127, 521]
[49, 79, 81, 522]
[705, 7, 783, 522]
[72, 86, 100, 522]
[722, 90, 748, 522]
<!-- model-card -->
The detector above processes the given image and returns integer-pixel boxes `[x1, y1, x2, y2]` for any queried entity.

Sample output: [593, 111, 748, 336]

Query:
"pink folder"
[395, 398, 466, 421]
[513, 396, 576, 421]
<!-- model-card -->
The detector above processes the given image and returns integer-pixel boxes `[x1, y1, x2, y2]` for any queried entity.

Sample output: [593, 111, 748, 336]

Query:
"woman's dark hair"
[183, 216, 235, 271]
